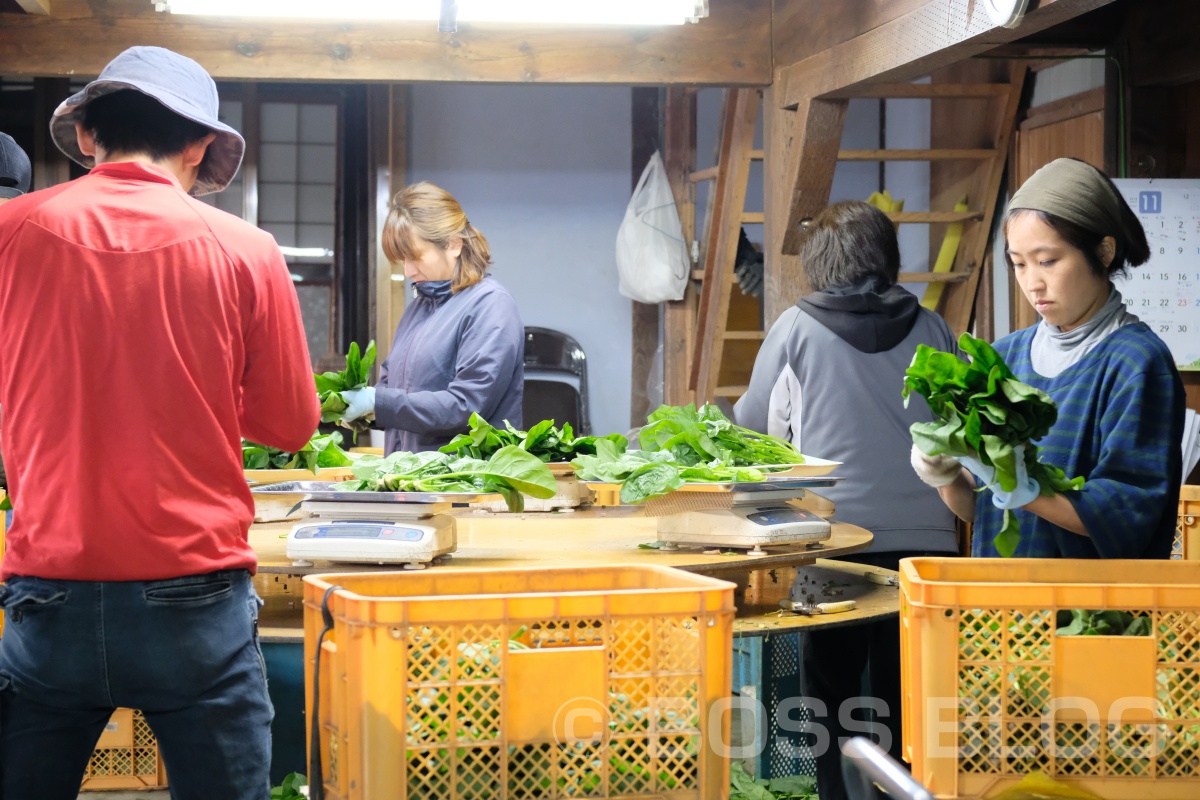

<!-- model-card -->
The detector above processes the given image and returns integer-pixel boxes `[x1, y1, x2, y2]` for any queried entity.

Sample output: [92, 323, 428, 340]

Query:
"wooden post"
[630, 87, 662, 426]
[368, 85, 409, 360]
[31, 78, 71, 191]
[663, 88, 698, 408]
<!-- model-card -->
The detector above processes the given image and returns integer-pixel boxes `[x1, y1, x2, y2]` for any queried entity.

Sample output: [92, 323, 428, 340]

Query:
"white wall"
[409, 84, 633, 438]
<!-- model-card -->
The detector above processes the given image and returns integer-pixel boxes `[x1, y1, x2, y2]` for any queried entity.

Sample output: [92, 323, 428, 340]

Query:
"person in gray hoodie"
[341, 181, 524, 453]
[735, 200, 958, 800]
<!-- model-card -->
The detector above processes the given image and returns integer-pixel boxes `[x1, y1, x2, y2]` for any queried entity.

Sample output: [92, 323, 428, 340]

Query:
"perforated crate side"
[901, 557, 1200, 800]
[1172, 486, 1199, 559]
[80, 709, 168, 791]
[304, 566, 735, 800]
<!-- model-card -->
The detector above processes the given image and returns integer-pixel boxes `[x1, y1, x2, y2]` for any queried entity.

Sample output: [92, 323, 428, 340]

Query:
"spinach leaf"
[639, 403, 805, 467]
[903, 333, 1085, 557]
[270, 773, 306, 800]
[620, 463, 685, 505]
[1056, 609, 1151, 637]
[242, 431, 352, 473]
[440, 413, 628, 463]
[315, 340, 377, 441]
[729, 761, 817, 800]
[342, 445, 556, 512]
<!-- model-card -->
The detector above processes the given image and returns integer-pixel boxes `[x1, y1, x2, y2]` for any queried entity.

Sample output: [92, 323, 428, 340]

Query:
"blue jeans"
[0, 570, 273, 800]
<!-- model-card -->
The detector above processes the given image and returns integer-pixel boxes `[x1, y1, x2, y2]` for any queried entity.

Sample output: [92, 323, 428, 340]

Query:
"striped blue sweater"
[973, 323, 1185, 559]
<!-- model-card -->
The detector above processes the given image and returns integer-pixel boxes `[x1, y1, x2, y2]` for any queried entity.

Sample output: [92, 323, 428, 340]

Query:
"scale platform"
[639, 478, 841, 553]
[251, 483, 497, 569]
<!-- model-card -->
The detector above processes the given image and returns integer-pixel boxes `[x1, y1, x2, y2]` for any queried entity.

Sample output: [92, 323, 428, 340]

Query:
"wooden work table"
[250, 506, 899, 639]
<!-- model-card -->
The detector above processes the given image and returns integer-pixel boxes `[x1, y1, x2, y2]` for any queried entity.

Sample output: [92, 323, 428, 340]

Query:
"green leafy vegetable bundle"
[639, 403, 806, 467]
[314, 340, 376, 440]
[440, 412, 628, 462]
[270, 773, 306, 800]
[1056, 609, 1152, 637]
[902, 332, 1083, 557]
[730, 762, 817, 800]
[572, 439, 771, 505]
[571, 403, 805, 505]
[342, 445, 556, 512]
[242, 431, 353, 473]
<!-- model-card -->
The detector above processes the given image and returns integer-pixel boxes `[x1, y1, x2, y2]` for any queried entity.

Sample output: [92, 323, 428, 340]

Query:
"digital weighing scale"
[250, 482, 498, 569]
[637, 477, 842, 554]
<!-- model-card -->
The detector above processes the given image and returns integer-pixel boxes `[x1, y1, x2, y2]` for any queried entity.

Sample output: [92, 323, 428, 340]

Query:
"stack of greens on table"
[440, 412, 628, 462]
[314, 340, 376, 441]
[571, 403, 807, 505]
[242, 431, 353, 473]
[902, 332, 1084, 557]
[730, 762, 817, 800]
[342, 445, 556, 512]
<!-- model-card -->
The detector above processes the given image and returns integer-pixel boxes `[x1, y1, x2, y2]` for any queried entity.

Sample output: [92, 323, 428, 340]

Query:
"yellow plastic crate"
[900, 557, 1200, 800]
[303, 565, 736, 800]
[1170, 486, 1199, 559]
[80, 708, 168, 791]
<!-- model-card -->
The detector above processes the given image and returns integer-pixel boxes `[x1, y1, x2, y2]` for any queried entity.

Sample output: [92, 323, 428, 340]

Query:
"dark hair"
[81, 90, 213, 160]
[1003, 164, 1150, 279]
[799, 200, 900, 292]
[1003, 208, 1150, 280]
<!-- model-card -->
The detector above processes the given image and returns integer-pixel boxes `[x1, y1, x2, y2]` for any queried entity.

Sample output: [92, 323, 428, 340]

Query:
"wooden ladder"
[689, 87, 764, 405]
[842, 64, 1028, 334]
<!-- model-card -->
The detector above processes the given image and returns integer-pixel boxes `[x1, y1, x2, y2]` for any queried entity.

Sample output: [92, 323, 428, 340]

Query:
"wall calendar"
[1112, 179, 1200, 370]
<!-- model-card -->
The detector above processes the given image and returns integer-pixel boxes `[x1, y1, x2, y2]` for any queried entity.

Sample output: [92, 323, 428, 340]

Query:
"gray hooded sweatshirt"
[377, 275, 524, 453]
[734, 281, 958, 554]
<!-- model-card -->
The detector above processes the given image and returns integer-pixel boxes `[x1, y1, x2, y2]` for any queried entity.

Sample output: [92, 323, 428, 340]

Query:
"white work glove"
[959, 444, 1040, 511]
[910, 444, 962, 488]
[340, 386, 376, 422]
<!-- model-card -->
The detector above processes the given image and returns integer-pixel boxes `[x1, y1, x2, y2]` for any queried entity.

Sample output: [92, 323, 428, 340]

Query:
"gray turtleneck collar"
[1030, 286, 1139, 377]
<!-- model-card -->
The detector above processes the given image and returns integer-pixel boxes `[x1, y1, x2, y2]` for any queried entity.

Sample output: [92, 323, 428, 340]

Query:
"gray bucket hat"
[50, 46, 244, 196]
[0, 132, 31, 199]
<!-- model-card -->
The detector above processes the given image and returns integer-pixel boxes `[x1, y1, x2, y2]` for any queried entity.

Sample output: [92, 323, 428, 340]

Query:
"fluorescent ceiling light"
[155, 0, 708, 25]
[278, 246, 334, 258]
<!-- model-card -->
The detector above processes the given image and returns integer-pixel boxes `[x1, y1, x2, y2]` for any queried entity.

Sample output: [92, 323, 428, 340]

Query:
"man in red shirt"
[0, 47, 318, 800]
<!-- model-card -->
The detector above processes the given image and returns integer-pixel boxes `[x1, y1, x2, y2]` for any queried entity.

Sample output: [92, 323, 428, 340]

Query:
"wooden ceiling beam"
[14, 0, 50, 14]
[773, 97, 848, 268]
[0, 0, 769, 84]
[777, 0, 1120, 107]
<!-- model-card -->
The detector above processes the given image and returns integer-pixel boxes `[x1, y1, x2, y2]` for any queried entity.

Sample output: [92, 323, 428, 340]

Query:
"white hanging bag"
[615, 151, 689, 303]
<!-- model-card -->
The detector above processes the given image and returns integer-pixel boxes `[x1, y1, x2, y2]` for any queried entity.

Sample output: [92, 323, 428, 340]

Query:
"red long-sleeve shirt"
[0, 161, 319, 581]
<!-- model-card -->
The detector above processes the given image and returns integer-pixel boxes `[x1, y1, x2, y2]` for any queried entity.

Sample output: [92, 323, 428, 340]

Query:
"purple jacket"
[376, 275, 524, 453]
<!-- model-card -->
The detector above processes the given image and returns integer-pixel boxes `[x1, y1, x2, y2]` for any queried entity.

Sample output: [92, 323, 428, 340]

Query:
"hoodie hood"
[796, 281, 920, 354]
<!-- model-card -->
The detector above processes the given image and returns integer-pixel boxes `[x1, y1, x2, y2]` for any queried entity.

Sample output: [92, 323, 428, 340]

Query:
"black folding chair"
[522, 326, 590, 434]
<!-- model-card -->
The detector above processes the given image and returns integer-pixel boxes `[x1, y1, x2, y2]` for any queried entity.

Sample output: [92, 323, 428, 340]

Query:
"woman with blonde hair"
[341, 181, 524, 452]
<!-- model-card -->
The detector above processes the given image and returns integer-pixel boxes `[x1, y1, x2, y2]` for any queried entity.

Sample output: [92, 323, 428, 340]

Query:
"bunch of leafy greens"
[902, 333, 1083, 557]
[314, 340, 376, 440]
[639, 403, 806, 466]
[571, 403, 806, 505]
[730, 762, 817, 800]
[440, 412, 628, 462]
[242, 431, 353, 472]
[1056, 609, 1152, 637]
[270, 773, 306, 800]
[342, 445, 556, 512]
[572, 439, 771, 505]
